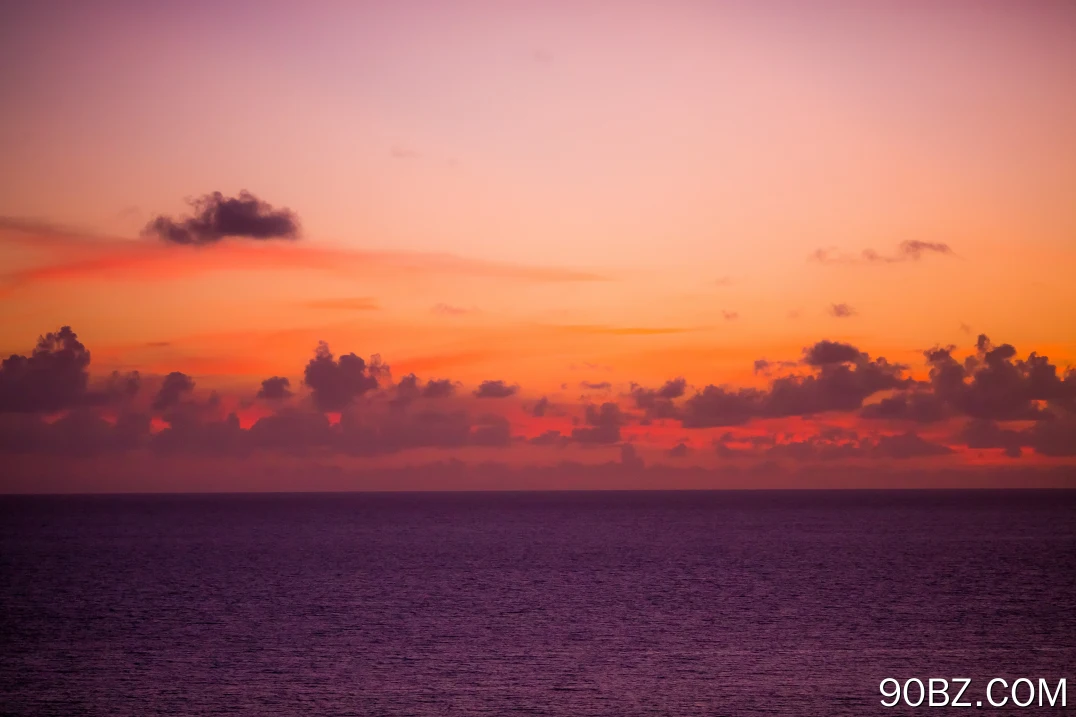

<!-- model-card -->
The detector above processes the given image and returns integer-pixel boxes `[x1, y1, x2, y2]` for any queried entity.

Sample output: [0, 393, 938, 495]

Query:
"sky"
[1, 0, 1074, 492]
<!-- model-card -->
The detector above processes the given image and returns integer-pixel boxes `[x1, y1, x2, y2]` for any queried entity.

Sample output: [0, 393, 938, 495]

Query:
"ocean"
[2, 490, 1074, 715]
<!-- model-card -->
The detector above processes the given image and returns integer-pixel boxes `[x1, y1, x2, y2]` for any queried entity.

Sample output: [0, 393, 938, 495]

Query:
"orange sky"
[1, 1, 1074, 491]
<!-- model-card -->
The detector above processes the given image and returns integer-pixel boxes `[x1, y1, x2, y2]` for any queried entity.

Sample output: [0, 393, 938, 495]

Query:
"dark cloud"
[423, 379, 456, 399]
[393, 374, 455, 406]
[924, 334, 1075, 421]
[248, 409, 332, 452]
[957, 419, 1026, 458]
[630, 378, 686, 419]
[802, 340, 864, 366]
[861, 392, 946, 423]
[470, 414, 513, 447]
[956, 416, 1076, 459]
[714, 428, 951, 462]
[530, 429, 567, 447]
[0, 326, 91, 413]
[667, 442, 691, 458]
[532, 396, 550, 417]
[620, 444, 645, 469]
[474, 380, 518, 399]
[681, 343, 909, 426]
[257, 376, 292, 401]
[681, 386, 764, 428]
[143, 191, 299, 245]
[580, 381, 612, 390]
[753, 359, 799, 375]
[570, 402, 626, 444]
[84, 369, 142, 407]
[153, 411, 245, 456]
[828, 303, 857, 318]
[871, 431, 954, 459]
[152, 372, 195, 412]
[811, 241, 954, 265]
[303, 342, 379, 412]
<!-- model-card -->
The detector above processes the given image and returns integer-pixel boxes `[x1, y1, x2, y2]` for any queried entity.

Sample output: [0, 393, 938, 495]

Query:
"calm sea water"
[1, 490, 1074, 716]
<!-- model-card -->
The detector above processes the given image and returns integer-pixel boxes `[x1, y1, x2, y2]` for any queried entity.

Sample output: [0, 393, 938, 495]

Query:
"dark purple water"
[2, 490, 1074, 716]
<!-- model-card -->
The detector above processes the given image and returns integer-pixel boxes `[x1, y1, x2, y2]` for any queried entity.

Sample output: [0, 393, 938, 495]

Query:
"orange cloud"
[0, 225, 609, 297]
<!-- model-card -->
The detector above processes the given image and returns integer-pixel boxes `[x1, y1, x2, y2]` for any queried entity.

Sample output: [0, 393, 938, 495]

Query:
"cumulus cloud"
[570, 402, 626, 444]
[423, 379, 456, 399]
[680, 342, 909, 427]
[303, 342, 379, 412]
[802, 340, 864, 366]
[861, 392, 946, 423]
[0, 326, 91, 413]
[828, 303, 857, 318]
[3, 325, 1073, 467]
[143, 191, 300, 245]
[474, 380, 518, 399]
[924, 334, 1075, 421]
[152, 372, 195, 411]
[630, 378, 686, 420]
[257, 376, 292, 401]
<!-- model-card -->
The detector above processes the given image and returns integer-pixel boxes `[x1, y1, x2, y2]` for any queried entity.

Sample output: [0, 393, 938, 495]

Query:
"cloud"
[828, 303, 857, 318]
[810, 240, 954, 265]
[422, 379, 457, 399]
[871, 431, 954, 459]
[752, 359, 799, 375]
[143, 191, 300, 245]
[0, 326, 91, 413]
[257, 376, 292, 401]
[530, 429, 567, 447]
[0, 235, 608, 298]
[630, 378, 687, 420]
[470, 414, 513, 447]
[802, 340, 864, 366]
[580, 381, 612, 390]
[861, 392, 946, 423]
[620, 444, 645, 469]
[570, 402, 626, 444]
[474, 380, 518, 399]
[667, 442, 691, 458]
[3, 326, 1073, 468]
[681, 341, 909, 426]
[721, 311, 739, 321]
[303, 341, 379, 412]
[431, 303, 478, 316]
[152, 371, 195, 411]
[924, 334, 1075, 421]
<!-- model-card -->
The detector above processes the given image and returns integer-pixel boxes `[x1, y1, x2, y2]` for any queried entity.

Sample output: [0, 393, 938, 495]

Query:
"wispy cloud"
[431, 303, 479, 316]
[810, 240, 955, 265]
[828, 303, 857, 318]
